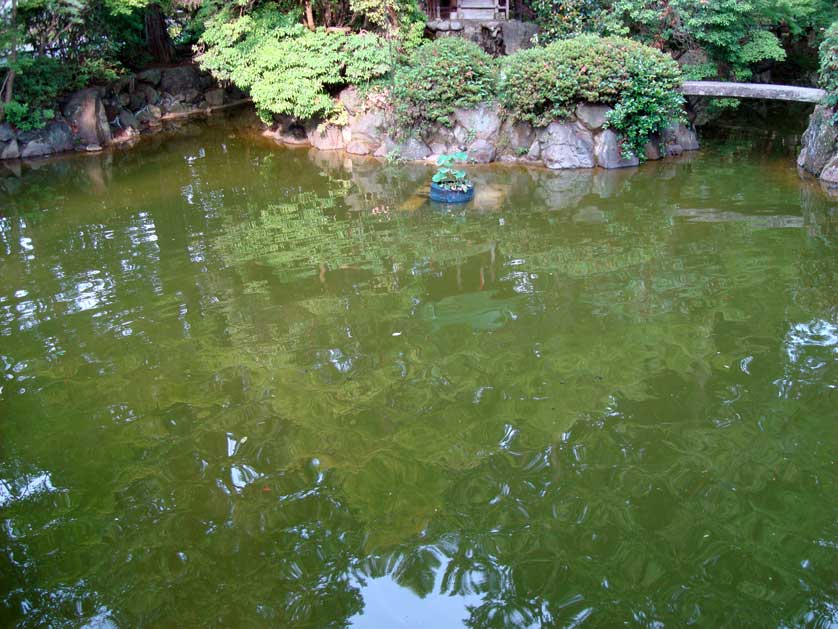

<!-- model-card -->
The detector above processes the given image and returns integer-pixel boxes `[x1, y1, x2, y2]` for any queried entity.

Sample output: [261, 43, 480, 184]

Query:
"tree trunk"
[145, 3, 173, 64]
[324, 1, 332, 28]
[304, 0, 315, 30]
[3, 0, 18, 105]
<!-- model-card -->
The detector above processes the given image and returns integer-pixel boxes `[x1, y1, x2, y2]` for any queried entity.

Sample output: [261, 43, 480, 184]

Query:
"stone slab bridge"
[679, 81, 826, 103]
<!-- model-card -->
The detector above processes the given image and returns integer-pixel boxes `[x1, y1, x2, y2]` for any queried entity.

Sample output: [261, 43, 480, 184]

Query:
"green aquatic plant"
[432, 152, 472, 192]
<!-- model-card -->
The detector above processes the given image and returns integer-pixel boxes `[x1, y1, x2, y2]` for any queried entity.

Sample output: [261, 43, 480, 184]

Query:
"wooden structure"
[427, 0, 508, 20]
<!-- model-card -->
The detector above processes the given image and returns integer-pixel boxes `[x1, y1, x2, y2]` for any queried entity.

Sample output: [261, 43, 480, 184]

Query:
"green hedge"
[499, 35, 684, 157]
[820, 21, 838, 113]
[392, 38, 497, 130]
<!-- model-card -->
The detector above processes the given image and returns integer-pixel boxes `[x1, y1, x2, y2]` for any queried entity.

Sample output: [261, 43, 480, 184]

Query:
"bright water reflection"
[0, 116, 836, 627]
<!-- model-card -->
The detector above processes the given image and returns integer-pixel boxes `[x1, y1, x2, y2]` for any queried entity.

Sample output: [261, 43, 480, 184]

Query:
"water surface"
[1, 117, 836, 627]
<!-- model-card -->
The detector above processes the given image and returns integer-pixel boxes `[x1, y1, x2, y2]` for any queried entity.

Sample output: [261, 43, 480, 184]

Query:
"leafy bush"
[613, 0, 836, 79]
[529, 0, 624, 42]
[1, 0, 134, 130]
[1, 54, 118, 130]
[499, 35, 683, 157]
[197, 7, 391, 121]
[524, 0, 836, 80]
[2, 100, 54, 131]
[349, 0, 427, 50]
[606, 57, 685, 158]
[820, 21, 838, 113]
[392, 38, 497, 129]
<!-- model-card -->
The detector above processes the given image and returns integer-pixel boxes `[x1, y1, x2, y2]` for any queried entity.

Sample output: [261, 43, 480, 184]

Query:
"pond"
[1, 115, 836, 627]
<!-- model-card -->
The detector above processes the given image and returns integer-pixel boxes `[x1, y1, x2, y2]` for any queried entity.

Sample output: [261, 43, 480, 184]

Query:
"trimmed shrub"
[820, 21, 838, 114]
[392, 38, 497, 130]
[499, 35, 683, 157]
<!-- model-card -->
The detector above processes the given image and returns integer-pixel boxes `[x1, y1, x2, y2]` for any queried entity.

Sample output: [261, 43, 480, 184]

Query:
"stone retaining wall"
[0, 75, 700, 171]
[262, 87, 700, 170]
[0, 64, 244, 161]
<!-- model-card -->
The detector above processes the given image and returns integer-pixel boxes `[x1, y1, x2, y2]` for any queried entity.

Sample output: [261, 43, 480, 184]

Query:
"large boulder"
[109, 76, 133, 96]
[1, 138, 19, 160]
[136, 68, 162, 86]
[424, 123, 458, 155]
[118, 109, 140, 130]
[349, 109, 385, 143]
[18, 121, 74, 158]
[160, 66, 200, 97]
[467, 138, 496, 163]
[663, 122, 699, 153]
[164, 102, 191, 115]
[798, 105, 838, 177]
[594, 129, 640, 169]
[128, 90, 147, 112]
[373, 137, 431, 160]
[205, 88, 226, 107]
[63, 88, 112, 147]
[136, 104, 163, 127]
[338, 86, 363, 116]
[306, 123, 349, 151]
[537, 121, 595, 169]
[137, 84, 160, 107]
[180, 88, 202, 104]
[48, 120, 75, 152]
[525, 139, 540, 161]
[820, 155, 838, 186]
[346, 109, 385, 155]
[0, 123, 15, 142]
[454, 102, 501, 145]
[498, 120, 535, 158]
[396, 137, 431, 161]
[575, 104, 611, 131]
[643, 135, 663, 161]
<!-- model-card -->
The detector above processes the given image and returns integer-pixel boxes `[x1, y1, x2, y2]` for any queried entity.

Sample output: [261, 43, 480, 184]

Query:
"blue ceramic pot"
[429, 182, 474, 204]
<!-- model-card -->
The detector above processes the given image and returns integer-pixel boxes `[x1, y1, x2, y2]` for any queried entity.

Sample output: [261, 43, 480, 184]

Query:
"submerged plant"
[432, 152, 472, 192]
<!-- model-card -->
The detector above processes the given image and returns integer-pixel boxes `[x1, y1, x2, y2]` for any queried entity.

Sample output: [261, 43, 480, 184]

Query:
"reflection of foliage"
[1, 127, 837, 627]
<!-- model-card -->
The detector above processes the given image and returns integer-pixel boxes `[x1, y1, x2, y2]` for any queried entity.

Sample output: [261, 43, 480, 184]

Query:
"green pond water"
[0, 115, 836, 627]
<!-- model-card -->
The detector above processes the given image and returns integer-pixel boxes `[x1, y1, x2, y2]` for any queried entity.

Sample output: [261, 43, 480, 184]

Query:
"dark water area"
[0, 113, 836, 627]
[696, 100, 816, 159]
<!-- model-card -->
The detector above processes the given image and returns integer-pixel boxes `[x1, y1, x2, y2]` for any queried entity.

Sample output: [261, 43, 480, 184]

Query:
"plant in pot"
[429, 152, 474, 203]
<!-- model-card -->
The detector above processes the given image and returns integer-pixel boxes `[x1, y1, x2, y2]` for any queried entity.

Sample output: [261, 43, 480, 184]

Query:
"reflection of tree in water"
[1, 130, 837, 627]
